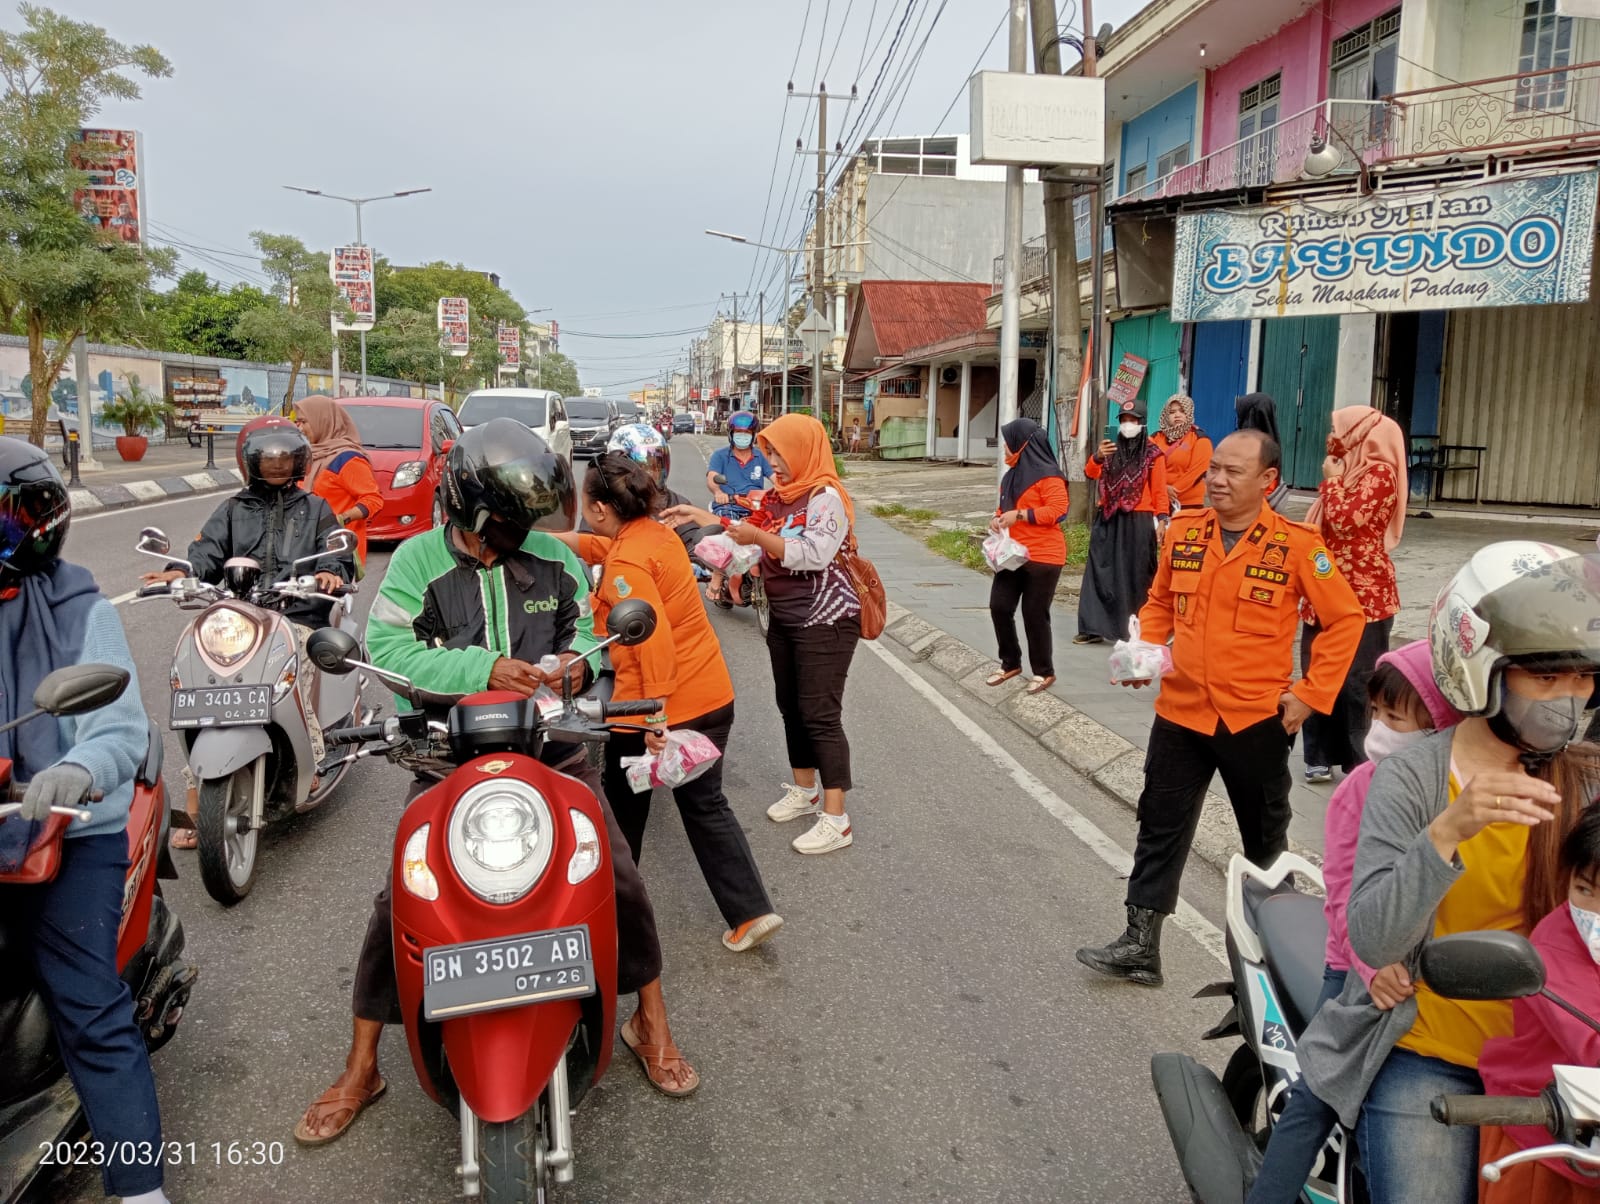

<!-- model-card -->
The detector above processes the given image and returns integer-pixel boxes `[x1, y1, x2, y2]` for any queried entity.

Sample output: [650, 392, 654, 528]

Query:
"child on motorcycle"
[1245, 639, 1461, 1204]
[703, 410, 771, 607]
[1476, 801, 1600, 1203]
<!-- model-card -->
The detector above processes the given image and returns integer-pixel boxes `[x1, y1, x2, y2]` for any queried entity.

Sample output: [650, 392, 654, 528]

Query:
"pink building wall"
[1200, 0, 1399, 153]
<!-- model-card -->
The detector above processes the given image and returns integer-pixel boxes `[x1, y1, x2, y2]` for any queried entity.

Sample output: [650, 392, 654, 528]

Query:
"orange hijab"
[758, 414, 854, 525]
[1306, 407, 1408, 552]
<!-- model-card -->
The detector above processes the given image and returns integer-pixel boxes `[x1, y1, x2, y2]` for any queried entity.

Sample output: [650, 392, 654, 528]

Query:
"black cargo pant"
[1125, 713, 1294, 916]
[353, 751, 662, 1024]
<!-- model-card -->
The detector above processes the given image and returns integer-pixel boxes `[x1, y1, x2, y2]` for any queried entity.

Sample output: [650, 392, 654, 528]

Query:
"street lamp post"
[283, 186, 431, 396]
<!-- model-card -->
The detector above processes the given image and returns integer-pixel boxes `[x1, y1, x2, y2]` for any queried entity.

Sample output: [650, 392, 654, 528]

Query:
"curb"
[879, 599, 1323, 880]
[69, 468, 243, 515]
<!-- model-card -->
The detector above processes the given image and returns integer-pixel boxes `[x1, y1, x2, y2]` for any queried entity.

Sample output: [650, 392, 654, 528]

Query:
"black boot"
[1075, 905, 1165, 987]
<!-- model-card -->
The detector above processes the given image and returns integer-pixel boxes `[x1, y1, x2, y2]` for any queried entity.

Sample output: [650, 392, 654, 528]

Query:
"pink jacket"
[1322, 640, 1462, 982]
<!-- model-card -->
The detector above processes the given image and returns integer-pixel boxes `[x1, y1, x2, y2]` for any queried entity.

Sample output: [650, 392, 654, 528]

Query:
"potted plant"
[100, 375, 173, 462]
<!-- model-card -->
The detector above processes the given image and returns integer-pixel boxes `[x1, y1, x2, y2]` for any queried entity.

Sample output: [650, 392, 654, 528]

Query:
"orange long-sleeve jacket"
[1153, 429, 1213, 509]
[1138, 500, 1364, 735]
[308, 451, 385, 564]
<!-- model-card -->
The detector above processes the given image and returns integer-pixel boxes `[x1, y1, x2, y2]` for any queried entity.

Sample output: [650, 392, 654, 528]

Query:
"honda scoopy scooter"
[707, 471, 771, 634]
[306, 598, 663, 1203]
[1150, 852, 1363, 1204]
[0, 664, 196, 1203]
[135, 525, 370, 905]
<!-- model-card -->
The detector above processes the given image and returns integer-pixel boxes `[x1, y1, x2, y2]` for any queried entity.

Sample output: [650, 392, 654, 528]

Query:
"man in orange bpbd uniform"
[1076, 429, 1364, 987]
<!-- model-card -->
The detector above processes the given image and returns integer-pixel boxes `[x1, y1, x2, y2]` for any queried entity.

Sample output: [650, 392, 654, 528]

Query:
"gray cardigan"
[1298, 731, 1465, 1126]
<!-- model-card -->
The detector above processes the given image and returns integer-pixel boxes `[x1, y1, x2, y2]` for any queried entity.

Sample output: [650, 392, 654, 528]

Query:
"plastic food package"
[620, 755, 655, 794]
[617, 731, 723, 793]
[982, 530, 1031, 572]
[727, 542, 763, 576]
[693, 533, 736, 571]
[1107, 616, 1173, 684]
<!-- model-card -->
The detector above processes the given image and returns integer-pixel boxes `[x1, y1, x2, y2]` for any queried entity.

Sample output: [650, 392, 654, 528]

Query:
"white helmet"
[1429, 541, 1600, 716]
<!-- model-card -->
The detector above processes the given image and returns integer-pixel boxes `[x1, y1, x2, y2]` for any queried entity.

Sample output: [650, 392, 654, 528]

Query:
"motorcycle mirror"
[711, 473, 728, 485]
[32, 663, 130, 716]
[137, 527, 171, 556]
[1421, 931, 1546, 1000]
[606, 598, 657, 646]
[439, 438, 455, 457]
[306, 628, 360, 675]
[325, 528, 357, 556]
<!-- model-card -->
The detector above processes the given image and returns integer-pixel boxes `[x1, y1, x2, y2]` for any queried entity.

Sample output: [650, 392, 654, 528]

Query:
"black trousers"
[1125, 714, 1294, 915]
[1300, 616, 1392, 772]
[766, 614, 860, 792]
[990, 561, 1063, 677]
[602, 701, 773, 930]
[353, 752, 663, 1023]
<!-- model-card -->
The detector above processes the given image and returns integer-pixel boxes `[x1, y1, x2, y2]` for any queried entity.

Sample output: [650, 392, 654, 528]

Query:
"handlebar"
[1431, 1094, 1558, 1129]
[5, 782, 104, 804]
[601, 699, 665, 718]
[324, 723, 387, 747]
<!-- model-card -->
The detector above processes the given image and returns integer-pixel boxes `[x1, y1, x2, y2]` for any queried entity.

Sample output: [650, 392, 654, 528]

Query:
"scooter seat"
[1254, 890, 1329, 1034]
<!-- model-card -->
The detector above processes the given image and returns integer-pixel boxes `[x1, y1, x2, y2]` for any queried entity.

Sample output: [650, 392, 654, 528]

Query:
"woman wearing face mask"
[986, 418, 1070, 694]
[1291, 543, 1600, 1204]
[1151, 394, 1212, 512]
[1076, 398, 1168, 646]
[1244, 639, 1462, 1204]
[1299, 407, 1409, 785]
[1235, 392, 1291, 511]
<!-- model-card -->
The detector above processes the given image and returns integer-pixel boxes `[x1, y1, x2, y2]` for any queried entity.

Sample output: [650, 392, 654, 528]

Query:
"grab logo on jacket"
[523, 596, 559, 615]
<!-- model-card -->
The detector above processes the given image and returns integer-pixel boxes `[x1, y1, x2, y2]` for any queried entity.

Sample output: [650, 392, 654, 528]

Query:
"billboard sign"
[437, 297, 470, 357]
[330, 245, 376, 331]
[497, 321, 521, 374]
[1171, 171, 1600, 321]
[549, 320, 559, 350]
[969, 73, 1105, 168]
[1106, 353, 1150, 408]
[70, 129, 145, 245]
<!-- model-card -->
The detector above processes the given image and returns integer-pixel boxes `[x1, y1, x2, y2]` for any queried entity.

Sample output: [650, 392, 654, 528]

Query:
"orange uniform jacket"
[578, 519, 735, 728]
[1153, 429, 1213, 509]
[309, 451, 385, 564]
[996, 477, 1070, 566]
[1138, 500, 1365, 735]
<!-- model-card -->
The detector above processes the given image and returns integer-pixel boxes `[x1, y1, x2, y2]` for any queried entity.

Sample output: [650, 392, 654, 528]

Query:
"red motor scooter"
[708, 471, 772, 634]
[306, 599, 663, 1203]
[0, 664, 196, 1203]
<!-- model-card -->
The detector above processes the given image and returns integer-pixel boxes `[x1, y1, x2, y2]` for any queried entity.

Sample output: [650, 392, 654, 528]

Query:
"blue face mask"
[732, 432, 753, 450]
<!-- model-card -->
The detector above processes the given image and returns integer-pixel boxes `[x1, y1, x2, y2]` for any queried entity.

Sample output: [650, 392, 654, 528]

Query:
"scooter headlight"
[197, 606, 260, 666]
[447, 780, 554, 904]
[567, 808, 601, 884]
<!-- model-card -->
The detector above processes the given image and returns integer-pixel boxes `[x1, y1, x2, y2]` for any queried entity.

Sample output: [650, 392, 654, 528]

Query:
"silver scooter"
[135, 526, 371, 905]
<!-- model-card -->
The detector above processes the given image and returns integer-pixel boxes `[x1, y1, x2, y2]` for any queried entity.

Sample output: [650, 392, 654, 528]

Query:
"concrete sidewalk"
[66, 440, 242, 513]
[852, 461, 1599, 873]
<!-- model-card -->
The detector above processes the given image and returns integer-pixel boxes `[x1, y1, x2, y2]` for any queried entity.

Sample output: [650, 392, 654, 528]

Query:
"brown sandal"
[293, 1078, 387, 1147]
[620, 1016, 700, 1098]
[1026, 676, 1057, 695]
[168, 828, 197, 850]
[986, 669, 1022, 687]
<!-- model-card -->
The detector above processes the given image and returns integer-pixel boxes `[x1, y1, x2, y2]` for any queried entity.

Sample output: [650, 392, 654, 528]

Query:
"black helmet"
[240, 423, 310, 490]
[441, 417, 574, 535]
[0, 437, 71, 578]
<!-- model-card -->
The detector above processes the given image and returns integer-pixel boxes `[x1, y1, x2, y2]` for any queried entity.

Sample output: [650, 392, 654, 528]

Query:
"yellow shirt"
[1397, 772, 1526, 1068]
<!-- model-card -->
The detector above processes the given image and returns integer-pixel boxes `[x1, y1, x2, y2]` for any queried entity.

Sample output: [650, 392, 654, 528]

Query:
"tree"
[371, 259, 529, 391]
[0, 5, 177, 445]
[147, 271, 274, 359]
[363, 305, 481, 395]
[530, 349, 580, 397]
[233, 232, 340, 408]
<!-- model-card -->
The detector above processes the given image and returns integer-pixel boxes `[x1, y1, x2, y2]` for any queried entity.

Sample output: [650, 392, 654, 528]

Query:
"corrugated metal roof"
[854, 281, 992, 360]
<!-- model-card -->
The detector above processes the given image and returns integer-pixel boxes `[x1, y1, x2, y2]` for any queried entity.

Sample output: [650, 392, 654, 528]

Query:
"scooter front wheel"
[477, 1105, 548, 1204]
[752, 574, 771, 637]
[196, 762, 261, 906]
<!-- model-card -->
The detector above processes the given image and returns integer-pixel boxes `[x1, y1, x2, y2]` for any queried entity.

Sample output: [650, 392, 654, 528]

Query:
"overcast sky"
[34, 0, 1140, 391]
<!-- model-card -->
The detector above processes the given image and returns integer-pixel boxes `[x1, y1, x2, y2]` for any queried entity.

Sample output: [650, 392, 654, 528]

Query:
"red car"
[340, 397, 462, 543]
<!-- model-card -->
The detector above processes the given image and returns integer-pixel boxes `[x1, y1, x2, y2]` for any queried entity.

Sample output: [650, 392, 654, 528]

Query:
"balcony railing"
[1380, 60, 1600, 164]
[992, 234, 1049, 295]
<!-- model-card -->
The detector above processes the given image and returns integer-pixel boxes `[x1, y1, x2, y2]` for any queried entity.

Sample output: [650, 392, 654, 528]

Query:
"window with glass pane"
[1518, 0, 1573, 110]
[1156, 143, 1191, 177]
[1237, 75, 1282, 187]
[1125, 164, 1148, 194]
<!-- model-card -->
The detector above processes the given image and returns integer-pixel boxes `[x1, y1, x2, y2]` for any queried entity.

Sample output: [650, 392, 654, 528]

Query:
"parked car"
[342, 397, 462, 542]
[567, 396, 616, 459]
[672, 412, 696, 434]
[457, 387, 572, 462]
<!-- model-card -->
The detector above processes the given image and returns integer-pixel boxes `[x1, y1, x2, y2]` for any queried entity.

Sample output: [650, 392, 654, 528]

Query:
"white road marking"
[863, 638, 1229, 965]
[125, 479, 166, 502]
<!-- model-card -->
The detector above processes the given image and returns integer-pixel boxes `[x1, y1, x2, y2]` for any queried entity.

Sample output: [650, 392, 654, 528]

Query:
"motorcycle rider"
[295, 420, 697, 1143]
[605, 421, 700, 552]
[0, 439, 173, 1204]
[703, 410, 771, 608]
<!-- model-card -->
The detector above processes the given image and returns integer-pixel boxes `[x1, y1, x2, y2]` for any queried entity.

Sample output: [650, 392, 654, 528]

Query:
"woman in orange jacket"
[987, 418, 1070, 694]
[1077, 396, 1168, 645]
[295, 396, 384, 568]
[1152, 393, 1212, 510]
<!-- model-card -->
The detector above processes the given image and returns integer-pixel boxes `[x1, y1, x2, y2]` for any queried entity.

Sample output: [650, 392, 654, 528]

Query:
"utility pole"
[1084, 0, 1108, 461]
[757, 289, 766, 416]
[1030, 0, 1092, 521]
[792, 82, 857, 417]
[997, 0, 1029, 483]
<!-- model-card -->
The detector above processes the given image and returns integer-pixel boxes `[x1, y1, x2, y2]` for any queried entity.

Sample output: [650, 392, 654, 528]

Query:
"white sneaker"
[792, 814, 853, 855]
[767, 783, 821, 823]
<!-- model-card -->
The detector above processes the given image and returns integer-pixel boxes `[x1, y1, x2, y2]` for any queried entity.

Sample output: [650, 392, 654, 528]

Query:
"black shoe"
[1075, 905, 1165, 987]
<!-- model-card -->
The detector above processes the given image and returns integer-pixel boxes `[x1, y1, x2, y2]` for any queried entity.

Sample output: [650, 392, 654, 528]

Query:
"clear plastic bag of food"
[982, 530, 1030, 572]
[726, 541, 763, 576]
[693, 532, 736, 571]
[1107, 616, 1173, 684]
[620, 755, 656, 794]
[654, 729, 722, 788]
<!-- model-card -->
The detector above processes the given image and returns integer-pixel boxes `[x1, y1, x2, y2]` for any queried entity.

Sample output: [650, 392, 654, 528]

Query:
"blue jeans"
[1357, 1047, 1483, 1204]
[0, 832, 164, 1196]
[1246, 965, 1349, 1204]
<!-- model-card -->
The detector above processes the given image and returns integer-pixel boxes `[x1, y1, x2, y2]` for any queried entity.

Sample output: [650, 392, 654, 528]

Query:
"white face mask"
[1571, 903, 1600, 965]
[1363, 719, 1426, 763]
[1119, 421, 1142, 439]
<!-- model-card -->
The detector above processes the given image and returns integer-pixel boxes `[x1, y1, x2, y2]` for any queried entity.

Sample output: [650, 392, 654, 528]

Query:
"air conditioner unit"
[939, 365, 960, 386]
